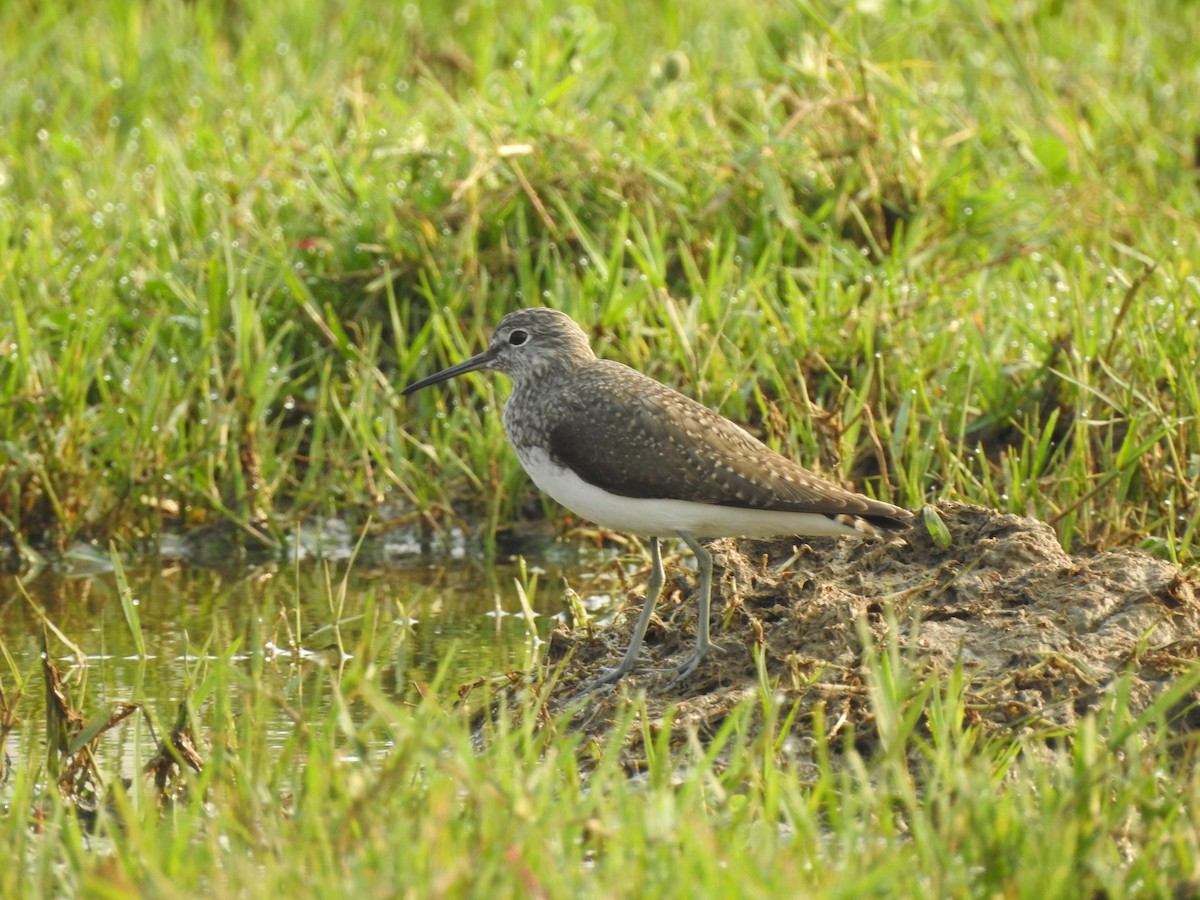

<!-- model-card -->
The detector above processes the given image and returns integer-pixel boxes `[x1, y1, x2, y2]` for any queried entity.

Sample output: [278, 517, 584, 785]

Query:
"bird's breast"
[509, 446, 863, 540]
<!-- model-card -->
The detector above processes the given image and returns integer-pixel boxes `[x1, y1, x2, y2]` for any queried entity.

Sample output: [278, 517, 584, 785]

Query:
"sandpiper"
[403, 308, 912, 686]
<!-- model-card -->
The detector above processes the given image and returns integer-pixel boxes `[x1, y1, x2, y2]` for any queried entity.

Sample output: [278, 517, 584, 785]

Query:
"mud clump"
[544, 502, 1200, 760]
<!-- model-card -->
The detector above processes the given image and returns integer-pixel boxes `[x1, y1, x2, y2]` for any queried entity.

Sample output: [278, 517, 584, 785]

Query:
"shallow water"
[0, 550, 624, 780]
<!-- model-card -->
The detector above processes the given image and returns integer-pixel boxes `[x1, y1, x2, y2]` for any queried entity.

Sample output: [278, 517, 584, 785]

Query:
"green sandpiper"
[403, 307, 912, 686]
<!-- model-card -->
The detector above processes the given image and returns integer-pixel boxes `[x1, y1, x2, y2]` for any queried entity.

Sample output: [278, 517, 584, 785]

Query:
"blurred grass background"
[3, 3, 1200, 896]
[1, 0, 1198, 567]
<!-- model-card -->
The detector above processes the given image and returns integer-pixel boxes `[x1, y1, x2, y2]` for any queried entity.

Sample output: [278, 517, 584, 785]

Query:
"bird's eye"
[508, 330, 529, 346]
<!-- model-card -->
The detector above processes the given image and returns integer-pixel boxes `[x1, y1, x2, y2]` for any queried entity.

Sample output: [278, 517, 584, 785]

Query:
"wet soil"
[542, 502, 1200, 763]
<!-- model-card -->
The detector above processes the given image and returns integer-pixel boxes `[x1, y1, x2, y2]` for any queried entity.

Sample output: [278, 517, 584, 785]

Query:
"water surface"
[0, 550, 624, 780]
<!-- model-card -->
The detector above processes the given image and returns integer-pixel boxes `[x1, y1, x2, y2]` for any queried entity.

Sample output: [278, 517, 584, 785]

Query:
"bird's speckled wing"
[545, 361, 909, 527]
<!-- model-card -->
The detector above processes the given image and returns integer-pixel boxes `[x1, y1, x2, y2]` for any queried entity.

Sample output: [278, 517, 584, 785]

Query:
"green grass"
[2, 0, 1200, 895]
[2, 0, 1198, 564]
[4, 596, 1200, 897]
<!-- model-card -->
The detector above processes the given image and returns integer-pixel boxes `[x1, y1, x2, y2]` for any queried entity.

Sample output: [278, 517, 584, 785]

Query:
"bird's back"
[505, 358, 910, 532]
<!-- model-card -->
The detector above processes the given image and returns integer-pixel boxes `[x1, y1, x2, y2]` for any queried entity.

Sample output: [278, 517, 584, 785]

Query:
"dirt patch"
[542, 502, 1200, 762]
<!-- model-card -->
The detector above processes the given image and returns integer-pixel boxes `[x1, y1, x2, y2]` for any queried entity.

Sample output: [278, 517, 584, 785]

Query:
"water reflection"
[0, 554, 616, 774]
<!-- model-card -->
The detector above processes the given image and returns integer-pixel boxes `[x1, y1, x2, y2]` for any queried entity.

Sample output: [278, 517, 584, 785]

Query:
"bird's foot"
[660, 640, 724, 687]
[578, 662, 637, 695]
[665, 656, 703, 687]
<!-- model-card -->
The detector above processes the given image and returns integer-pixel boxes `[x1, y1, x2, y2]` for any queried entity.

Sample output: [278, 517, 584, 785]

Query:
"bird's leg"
[668, 531, 721, 681]
[583, 536, 664, 690]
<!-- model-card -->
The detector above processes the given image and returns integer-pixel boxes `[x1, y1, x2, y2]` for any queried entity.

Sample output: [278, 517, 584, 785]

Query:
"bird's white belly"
[515, 447, 862, 539]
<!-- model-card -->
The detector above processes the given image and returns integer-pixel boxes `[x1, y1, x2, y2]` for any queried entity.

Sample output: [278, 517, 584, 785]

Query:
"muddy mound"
[544, 502, 1200, 756]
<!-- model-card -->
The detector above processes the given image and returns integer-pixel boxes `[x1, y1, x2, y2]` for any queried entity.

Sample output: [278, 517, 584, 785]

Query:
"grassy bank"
[5, 592, 1200, 897]
[2, 0, 1197, 565]
[3, 0, 1200, 895]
